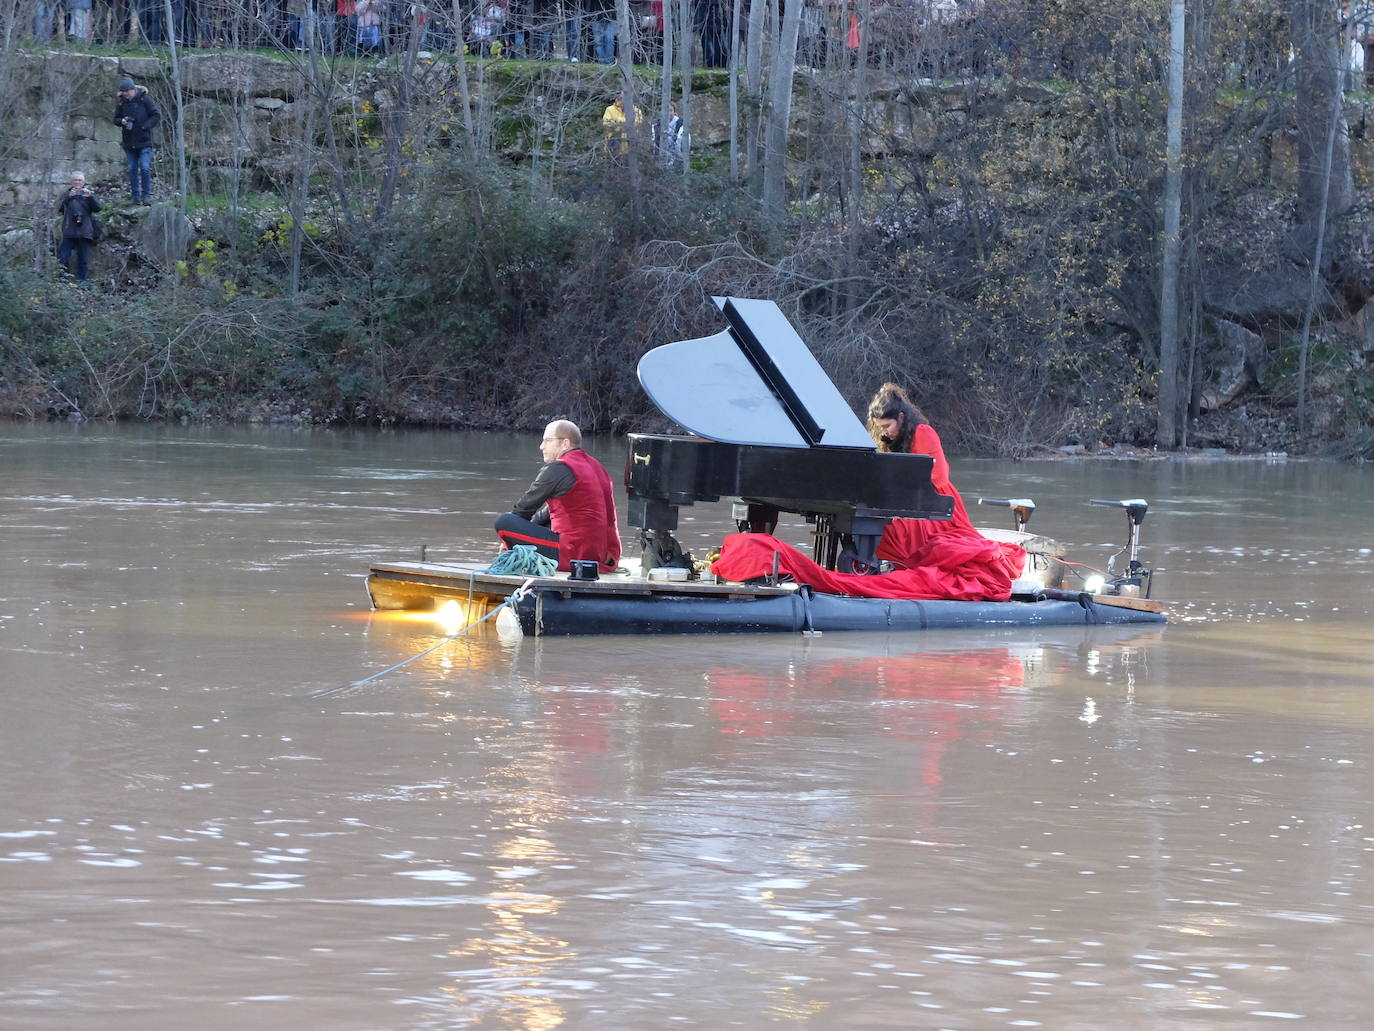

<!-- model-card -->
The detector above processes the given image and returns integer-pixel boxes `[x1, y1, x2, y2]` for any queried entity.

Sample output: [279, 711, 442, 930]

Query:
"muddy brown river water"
[2, 423, 1372, 1030]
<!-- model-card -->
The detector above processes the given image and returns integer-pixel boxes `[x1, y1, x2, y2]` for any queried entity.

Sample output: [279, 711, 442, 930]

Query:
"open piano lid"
[636, 297, 876, 450]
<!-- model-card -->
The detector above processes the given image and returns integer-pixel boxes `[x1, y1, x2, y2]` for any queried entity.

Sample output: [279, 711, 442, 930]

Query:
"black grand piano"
[626, 297, 953, 572]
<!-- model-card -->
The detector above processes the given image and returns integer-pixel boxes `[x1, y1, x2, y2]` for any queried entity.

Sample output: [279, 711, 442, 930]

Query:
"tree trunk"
[451, 0, 477, 144]
[844, 0, 871, 311]
[1156, 0, 1185, 449]
[677, 0, 693, 175]
[1295, 69, 1343, 435]
[743, 0, 767, 195]
[760, 0, 802, 218]
[616, 0, 642, 213]
[729, 0, 743, 180]
[162, 0, 189, 215]
[1288, 0, 1353, 435]
[1289, 0, 1353, 226]
[659, 0, 675, 157]
[377, 9, 424, 221]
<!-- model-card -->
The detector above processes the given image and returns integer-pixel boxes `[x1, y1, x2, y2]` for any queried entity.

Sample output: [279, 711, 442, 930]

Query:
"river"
[2, 423, 1372, 1030]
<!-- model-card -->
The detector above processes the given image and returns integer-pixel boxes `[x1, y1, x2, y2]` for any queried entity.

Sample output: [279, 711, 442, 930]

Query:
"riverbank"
[4, 43, 1372, 459]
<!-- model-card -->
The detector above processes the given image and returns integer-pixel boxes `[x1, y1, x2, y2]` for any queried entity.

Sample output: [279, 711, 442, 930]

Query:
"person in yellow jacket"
[600, 92, 643, 157]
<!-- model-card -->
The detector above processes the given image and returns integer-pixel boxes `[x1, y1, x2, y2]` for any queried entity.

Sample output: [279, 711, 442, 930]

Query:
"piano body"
[626, 297, 953, 571]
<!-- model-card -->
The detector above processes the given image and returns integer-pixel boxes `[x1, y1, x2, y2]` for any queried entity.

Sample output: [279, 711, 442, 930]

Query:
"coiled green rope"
[481, 545, 557, 577]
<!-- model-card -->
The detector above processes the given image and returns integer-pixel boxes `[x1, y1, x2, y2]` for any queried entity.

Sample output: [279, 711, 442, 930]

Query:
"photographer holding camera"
[113, 76, 161, 205]
[55, 172, 101, 283]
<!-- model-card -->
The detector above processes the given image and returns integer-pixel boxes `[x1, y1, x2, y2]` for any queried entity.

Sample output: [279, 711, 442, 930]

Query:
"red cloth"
[712, 532, 1018, 602]
[548, 448, 622, 573]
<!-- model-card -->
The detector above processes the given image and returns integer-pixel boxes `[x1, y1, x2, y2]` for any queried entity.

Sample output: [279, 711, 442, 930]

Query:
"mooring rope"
[315, 577, 537, 698]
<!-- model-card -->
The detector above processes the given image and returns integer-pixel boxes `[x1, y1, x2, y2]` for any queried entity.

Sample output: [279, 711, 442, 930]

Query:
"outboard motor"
[978, 497, 1036, 532]
[1090, 498, 1153, 598]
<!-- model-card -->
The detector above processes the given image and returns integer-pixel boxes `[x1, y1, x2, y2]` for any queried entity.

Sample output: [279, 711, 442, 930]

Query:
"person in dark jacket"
[114, 77, 161, 204]
[692, 0, 730, 68]
[494, 419, 622, 572]
[55, 172, 101, 283]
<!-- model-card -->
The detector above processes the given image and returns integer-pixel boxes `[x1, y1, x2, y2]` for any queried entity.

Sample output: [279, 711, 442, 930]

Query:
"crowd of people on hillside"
[19, 0, 1005, 72]
[19, 0, 741, 65]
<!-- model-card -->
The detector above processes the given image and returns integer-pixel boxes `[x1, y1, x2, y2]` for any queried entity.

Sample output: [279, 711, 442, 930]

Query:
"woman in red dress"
[710, 384, 1024, 601]
[866, 382, 1021, 579]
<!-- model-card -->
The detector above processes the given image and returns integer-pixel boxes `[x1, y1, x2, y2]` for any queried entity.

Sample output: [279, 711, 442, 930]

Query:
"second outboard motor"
[1090, 498, 1153, 598]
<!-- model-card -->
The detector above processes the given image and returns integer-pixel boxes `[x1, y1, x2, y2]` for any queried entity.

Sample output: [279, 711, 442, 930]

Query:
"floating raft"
[367, 561, 1166, 637]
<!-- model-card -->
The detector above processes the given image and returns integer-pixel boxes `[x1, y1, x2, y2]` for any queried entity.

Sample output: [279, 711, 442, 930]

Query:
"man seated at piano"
[864, 382, 1023, 580]
[494, 420, 622, 574]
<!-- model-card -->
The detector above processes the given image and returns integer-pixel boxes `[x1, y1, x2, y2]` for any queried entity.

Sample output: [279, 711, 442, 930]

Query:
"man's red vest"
[547, 448, 622, 572]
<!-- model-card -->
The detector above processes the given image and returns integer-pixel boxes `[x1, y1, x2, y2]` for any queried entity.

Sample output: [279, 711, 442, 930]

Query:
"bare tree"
[728, 0, 742, 180]
[676, 0, 693, 175]
[616, 0, 643, 209]
[760, 0, 803, 218]
[1157, 0, 1186, 448]
[1290, 0, 1354, 226]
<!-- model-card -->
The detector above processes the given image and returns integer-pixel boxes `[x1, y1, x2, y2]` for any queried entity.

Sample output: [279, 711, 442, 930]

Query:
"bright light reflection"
[435, 600, 465, 635]
[1083, 574, 1106, 594]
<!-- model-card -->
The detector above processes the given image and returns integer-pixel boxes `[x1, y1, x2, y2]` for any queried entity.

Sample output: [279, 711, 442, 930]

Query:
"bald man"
[494, 419, 622, 573]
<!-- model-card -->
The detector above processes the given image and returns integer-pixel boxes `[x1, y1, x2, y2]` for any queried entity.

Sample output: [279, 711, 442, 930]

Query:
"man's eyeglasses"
[542, 436, 567, 443]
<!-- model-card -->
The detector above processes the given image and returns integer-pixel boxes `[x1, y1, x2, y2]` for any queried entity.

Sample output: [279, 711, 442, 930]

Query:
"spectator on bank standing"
[285, 0, 305, 49]
[319, 0, 339, 52]
[114, 77, 161, 205]
[502, 0, 525, 56]
[356, 0, 382, 53]
[635, 0, 663, 64]
[34, 0, 56, 39]
[601, 90, 642, 157]
[55, 172, 101, 284]
[385, 0, 407, 51]
[411, 2, 448, 50]
[136, 0, 163, 42]
[336, 0, 358, 53]
[67, 0, 93, 38]
[587, 0, 616, 63]
[528, 0, 556, 58]
[471, 1, 509, 57]
[798, 0, 826, 67]
[652, 101, 686, 170]
[693, 0, 730, 68]
[564, 0, 585, 60]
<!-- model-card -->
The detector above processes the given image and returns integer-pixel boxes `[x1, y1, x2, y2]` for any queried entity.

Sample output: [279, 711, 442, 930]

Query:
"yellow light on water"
[435, 599, 466, 635]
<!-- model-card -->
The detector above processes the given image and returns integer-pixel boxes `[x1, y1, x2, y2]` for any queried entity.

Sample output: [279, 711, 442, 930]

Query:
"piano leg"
[733, 502, 779, 536]
[641, 529, 693, 572]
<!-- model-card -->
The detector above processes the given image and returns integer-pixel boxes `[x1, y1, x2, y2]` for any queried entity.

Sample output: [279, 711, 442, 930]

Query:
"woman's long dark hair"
[865, 382, 930, 453]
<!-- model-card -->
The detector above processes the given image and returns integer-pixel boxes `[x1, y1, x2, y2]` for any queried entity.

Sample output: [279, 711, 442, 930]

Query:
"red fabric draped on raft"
[711, 530, 1026, 602]
[710, 423, 1026, 602]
